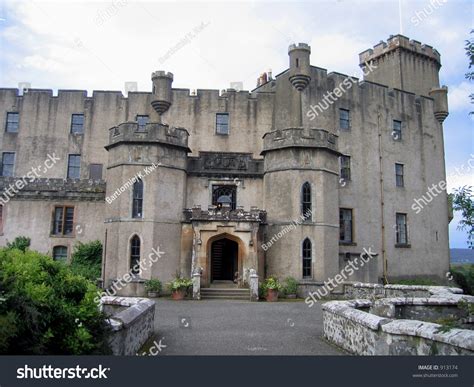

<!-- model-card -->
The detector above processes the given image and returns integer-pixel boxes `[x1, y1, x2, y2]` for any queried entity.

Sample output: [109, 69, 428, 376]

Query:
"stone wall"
[102, 296, 155, 356]
[323, 296, 474, 356]
[344, 282, 464, 299]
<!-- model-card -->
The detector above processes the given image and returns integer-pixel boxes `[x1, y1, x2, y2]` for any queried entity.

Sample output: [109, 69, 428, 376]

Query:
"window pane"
[212, 185, 237, 210]
[64, 207, 74, 234]
[396, 213, 407, 244]
[136, 115, 149, 131]
[302, 183, 312, 219]
[340, 156, 351, 181]
[130, 236, 140, 274]
[1, 152, 15, 177]
[89, 164, 103, 180]
[71, 114, 84, 134]
[67, 155, 81, 179]
[6, 112, 19, 133]
[339, 109, 350, 129]
[53, 207, 63, 235]
[339, 209, 353, 242]
[395, 164, 404, 187]
[393, 120, 402, 140]
[132, 179, 144, 218]
[53, 246, 68, 261]
[302, 238, 312, 278]
[216, 113, 229, 135]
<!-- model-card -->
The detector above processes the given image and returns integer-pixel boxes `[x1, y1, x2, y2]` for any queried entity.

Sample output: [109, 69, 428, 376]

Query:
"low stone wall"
[323, 297, 474, 355]
[344, 282, 464, 300]
[102, 296, 155, 356]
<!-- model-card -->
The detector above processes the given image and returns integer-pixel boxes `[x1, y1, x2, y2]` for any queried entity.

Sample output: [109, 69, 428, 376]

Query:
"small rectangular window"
[5, 112, 19, 133]
[216, 113, 229, 135]
[339, 109, 350, 130]
[395, 163, 404, 187]
[53, 246, 68, 261]
[1, 152, 15, 177]
[340, 208, 353, 243]
[136, 115, 149, 131]
[52, 206, 74, 235]
[67, 155, 81, 179]
[392, 120, 402, 140]
[71, 114, 84, 134]
[340, 155, 351, 181]
[89, 164, 103, 180]
[396, 213, 408, 245]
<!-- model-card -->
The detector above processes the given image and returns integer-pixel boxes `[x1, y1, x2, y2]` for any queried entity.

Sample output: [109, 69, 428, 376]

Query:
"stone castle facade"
[0, 34, 450, 296]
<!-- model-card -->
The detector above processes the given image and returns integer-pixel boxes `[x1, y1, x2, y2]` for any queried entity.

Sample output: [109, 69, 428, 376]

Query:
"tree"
[466, 30, 474, 113]
[69, 240, 103, 281]
[6, 236, 30, 252]
[451, 186, 474, 249]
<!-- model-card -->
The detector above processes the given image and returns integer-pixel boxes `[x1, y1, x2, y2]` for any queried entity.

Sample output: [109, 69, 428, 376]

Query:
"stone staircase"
[201, 282, 250, 300]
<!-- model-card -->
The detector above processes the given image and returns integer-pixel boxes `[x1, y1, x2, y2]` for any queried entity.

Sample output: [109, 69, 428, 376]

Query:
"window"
[53, 246, 68, 261]
[130, 235, 141, 275]
[52, 206, 74, 235]
[216, 113, 229, 135]
[340, 209, 353, 243]
[89, 164, 103, 180]
[67, 155, 81, 179]
[339, 109, 350, 130]
[395, 163, 404, 187]
[392, 120, 402, 140]
[212, 185, 237, 210]
[396, 213, 408, 245]
[1, 152, 15, 177]
[5, 112, 19, 133]
[136, 115, 149, 131]
[301, 182, 312, 220]
[340, 155, 351, 181]
[302, 238, 312, 278]
[70, 114, 84, 134]
[132, 179, 143, 218]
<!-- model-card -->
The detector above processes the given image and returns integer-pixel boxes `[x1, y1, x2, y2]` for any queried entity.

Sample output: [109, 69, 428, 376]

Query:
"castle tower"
[151, 71, 173, 120]
[288, 43, 311, 91]
[103, 120, 190, 296]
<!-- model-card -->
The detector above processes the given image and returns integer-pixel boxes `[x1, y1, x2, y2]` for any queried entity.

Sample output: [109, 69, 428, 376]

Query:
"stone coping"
[322, 300, 388, 330]
[348, 282, 463, 295]
[101, 296, 155, 331]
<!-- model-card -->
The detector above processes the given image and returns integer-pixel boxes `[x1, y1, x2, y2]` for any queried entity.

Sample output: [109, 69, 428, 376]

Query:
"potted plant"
[168, 276, 192, 300]
[262, 277, 283, 302]
[284, 277, 298, 299]
[144, 279, 162, 298]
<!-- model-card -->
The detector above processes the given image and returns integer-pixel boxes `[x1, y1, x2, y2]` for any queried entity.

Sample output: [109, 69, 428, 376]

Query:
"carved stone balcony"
[183, 205, 266, 223]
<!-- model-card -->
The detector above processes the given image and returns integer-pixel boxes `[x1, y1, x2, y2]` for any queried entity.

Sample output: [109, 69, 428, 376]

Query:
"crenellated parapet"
[261, 128, 339, 155]
[105, 122, 190, 152]
[183, 205, 266, 223]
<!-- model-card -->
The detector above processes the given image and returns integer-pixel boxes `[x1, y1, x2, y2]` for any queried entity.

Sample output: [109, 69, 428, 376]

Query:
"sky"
[0, 0, 473, 248]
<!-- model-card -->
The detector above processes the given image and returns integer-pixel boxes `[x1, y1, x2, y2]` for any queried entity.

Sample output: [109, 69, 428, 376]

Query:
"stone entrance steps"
[200, 287, 250, 300]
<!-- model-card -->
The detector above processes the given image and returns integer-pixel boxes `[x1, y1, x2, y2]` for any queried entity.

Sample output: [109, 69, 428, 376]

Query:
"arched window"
[53, 245, 68, 261]
[301, 182, 312, 220]
[132, 179, 143, 218]
[302, 238, 312, 278]
[130, 235, 141, 275]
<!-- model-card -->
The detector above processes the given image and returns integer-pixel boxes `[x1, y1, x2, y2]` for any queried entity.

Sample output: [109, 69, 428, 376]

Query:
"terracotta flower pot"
[172, 289, 186, 300]
[265, 289, 279, 302]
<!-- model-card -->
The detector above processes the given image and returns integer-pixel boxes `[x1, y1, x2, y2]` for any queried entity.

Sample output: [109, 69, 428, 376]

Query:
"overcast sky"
[0, 0, 473, 248]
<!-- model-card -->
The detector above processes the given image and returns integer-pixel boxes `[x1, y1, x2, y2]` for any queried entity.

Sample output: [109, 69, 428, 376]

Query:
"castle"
[0, 34, 451, 297]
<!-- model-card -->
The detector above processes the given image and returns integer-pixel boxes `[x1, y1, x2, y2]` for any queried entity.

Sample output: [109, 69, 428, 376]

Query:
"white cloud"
[448, 81, 474, 112]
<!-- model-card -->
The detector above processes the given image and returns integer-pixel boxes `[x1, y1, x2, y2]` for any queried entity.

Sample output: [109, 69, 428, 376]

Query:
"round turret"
[288, 43, 311, 91]
[151, 71, 173, 115]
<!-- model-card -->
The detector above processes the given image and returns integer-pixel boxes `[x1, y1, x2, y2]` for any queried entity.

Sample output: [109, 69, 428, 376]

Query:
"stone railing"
[183, 205, 266, 223]
[262, 128, 339, 154]
[102, 296, 155, 355]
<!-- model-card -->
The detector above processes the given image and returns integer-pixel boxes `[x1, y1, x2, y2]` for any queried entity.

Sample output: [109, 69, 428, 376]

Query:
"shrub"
[261, 277, 283, 293]
[451, 264, 474, 296]
[283, 277, 298, 295]
[0, 248, 110, 354]
[167, 276, 192, 292]
[69, 241, 102, 281]
[144, 279, 162, 293]
[6, 236, 31, 252]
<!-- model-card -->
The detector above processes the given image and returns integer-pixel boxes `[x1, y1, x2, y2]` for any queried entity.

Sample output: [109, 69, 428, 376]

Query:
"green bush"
[451, 264, 474, 296]
[6, 236, 31, 252]
[283, 277, 298, 295]
[144, 279, 162, 293]
[261, 277, 283, 293]
[69, 241, 102, 281]
[0, 248, 110, 354]
[167, 276, 192, 292]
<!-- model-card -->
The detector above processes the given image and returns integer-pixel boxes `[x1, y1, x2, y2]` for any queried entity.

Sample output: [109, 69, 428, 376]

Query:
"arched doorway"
[211, 238, 238, 282]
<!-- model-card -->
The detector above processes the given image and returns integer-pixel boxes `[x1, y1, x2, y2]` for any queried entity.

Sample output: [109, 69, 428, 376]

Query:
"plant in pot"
[262, 277, 283, 302]
[144, 279, 162, 298]
[284, 277, 298, 299]
[168, 276, 192, 300]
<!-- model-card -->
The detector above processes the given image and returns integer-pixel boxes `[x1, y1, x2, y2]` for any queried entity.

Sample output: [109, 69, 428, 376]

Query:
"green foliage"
[452, 186, 474, 249]
[69, 241, 102, 281]
[283, 277, 298, 295]
[144, 279, 162, 293]
[451, 264, 474, 296]
[391, 278, 439, 286]
[466, 30, 474, 112]
[6, 236, 31, 252]
[261, 277, 283, 292]
[167, 276, 192, 292]
[435, 316, 459, 333]
[0, 248, 110, 354]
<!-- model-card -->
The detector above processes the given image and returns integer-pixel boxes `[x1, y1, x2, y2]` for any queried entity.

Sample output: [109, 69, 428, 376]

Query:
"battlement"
[106, 122, 190, 151]
[288, 43, 311, 53]
[151, 71, 173, 80]
[359, 34, 441, 66]
[262, 128, 339, 155]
